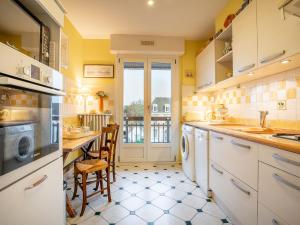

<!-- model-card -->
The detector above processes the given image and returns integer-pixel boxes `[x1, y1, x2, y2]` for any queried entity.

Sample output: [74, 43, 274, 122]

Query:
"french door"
[117, 56, 179, 162]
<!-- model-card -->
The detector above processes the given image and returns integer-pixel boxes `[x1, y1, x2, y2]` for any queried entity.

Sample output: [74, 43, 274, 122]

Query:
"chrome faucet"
[259, 111, 269, 128]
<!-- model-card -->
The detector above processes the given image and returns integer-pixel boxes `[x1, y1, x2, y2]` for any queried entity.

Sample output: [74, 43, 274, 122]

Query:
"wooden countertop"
[63, 131, 101, 152]
[184, 122, 300, 154]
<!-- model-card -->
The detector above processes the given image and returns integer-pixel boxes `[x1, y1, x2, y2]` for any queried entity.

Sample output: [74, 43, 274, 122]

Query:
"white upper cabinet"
[35, 0, 65, 27]
[257, 0, 300, 66]
[196, 40, 216, 90]
[232, 0, 257, 76]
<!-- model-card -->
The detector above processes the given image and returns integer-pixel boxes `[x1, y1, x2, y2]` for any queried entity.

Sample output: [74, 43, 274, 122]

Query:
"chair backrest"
[99, 126, 116, 164]
[107, 123, 120, 162]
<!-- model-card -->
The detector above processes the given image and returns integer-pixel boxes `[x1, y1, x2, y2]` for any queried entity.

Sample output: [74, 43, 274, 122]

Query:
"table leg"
[63, 152, 77, 218]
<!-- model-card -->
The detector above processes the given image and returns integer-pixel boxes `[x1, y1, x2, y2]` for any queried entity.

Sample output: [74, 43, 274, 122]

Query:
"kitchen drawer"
[0, 158, 65, 225]
[209, 160, 226, 200]
[259, 144, 300, 177]
[210, 131, 259, 189]
[210, 160, 258, 225]
[226, 136, 259, 189]
[259, 162, 300, 225]
[258, 203, 289, 225]
[209, 132, 229, 167]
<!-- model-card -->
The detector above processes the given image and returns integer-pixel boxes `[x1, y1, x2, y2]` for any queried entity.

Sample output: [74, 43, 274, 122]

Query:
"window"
[152, 104, 158, 112]
[164, 104, 170, 113]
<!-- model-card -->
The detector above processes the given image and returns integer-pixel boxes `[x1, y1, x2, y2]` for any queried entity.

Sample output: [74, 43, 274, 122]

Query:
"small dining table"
[63, 131, 102, 218]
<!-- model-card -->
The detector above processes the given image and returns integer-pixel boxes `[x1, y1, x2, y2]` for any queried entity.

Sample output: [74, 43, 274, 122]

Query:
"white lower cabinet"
[258, 162, 300, 225]
[0, 158, 65, 225]
[258, 203, 289, 225]
[210, 132, 259, 189]
[210, 160, 258, 225]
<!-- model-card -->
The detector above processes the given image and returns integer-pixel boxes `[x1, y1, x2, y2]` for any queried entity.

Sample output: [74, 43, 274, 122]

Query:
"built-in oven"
[0, 41, 65, 176]
[0, 76, 65, 176]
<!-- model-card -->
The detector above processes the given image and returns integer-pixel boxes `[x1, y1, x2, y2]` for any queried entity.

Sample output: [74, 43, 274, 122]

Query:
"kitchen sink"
[234, 127, 275, 134]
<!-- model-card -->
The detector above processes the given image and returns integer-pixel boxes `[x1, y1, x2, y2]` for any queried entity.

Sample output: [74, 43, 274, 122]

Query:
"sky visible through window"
[123, 66, 171, 106]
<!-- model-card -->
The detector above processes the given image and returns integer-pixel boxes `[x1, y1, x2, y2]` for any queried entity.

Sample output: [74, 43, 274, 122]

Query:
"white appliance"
[194, 128, 211, 197]
[181, 124, 195, 181]
[0, 39, 65, 225]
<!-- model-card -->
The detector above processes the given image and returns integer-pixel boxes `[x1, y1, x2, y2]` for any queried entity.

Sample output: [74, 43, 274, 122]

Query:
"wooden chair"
[72, 126, 116, 216]
[87, 123, 119, 182]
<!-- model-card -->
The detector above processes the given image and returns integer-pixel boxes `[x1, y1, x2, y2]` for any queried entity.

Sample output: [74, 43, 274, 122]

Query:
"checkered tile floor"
[66, 163, 232, 225]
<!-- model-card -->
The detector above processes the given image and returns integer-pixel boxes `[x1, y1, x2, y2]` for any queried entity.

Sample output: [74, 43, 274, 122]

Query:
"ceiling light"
[281, 59, 291, 64]
[148, 0, 155, 6]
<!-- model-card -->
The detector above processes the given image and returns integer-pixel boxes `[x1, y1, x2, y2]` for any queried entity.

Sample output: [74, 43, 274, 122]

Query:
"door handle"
[211, 134, 223, 140]
[231, 140, 251, 150]
[260, 50, 286, 64]
[211, 164, 223, 175]
[25, 175, 48, 191]
[230, 178, 251, 196]
[272, 154, 300, 167]
[238, 63, 255, 73]
[272, 173, 300, 191]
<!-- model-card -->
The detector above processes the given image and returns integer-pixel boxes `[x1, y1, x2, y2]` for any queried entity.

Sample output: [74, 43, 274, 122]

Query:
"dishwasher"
[194, 128, 211, 197]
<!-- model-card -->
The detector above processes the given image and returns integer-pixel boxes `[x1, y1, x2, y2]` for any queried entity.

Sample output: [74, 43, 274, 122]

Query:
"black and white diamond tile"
[66, 163, 232, 225]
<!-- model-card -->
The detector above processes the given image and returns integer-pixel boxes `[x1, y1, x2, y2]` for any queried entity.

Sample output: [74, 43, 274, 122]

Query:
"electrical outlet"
[277, 100, 287, 110]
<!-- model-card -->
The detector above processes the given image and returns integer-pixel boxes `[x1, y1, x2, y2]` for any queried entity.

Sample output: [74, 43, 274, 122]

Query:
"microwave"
[0, 0, 50, 65]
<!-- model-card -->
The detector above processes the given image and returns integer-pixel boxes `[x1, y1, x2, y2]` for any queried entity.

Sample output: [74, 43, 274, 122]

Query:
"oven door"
[0, 76, 65, 176]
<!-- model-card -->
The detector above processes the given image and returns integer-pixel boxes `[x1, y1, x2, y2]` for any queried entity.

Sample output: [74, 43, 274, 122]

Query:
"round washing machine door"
[180, 133, 189, 160]
[14, 135, 34, 161]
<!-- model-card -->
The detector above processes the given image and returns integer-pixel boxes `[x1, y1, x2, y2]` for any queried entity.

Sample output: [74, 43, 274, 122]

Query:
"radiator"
[78, 114, 111, 151]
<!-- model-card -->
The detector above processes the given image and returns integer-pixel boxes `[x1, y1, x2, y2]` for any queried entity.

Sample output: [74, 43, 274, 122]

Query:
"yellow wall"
[61, 17, 83, 166]
[61, 17, 83, 81]
[215, 0, 243, 32]
[81, 39, 116, 94]
[180, 40, 205, 86]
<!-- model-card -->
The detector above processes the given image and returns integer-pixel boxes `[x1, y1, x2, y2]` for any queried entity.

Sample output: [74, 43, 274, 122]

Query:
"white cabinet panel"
[210, 132, 259, 189]
[259, 144, 300, 177]
[210, 160, 258, 225]
[36, 0, 65, 26]
[209, 132, 229, 167]
[232, 0, 257, 76]
[259, 162, 300, 225]
[257, 0, 300, 66]
[226, 136, 259, 190]
[258, 203, 289, 225]
[196, 41, 216, 90]
[0, 158, 65, 225]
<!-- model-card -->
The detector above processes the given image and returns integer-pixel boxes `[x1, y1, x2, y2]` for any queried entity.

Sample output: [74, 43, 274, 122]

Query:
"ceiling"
[61, 0, 228, 40]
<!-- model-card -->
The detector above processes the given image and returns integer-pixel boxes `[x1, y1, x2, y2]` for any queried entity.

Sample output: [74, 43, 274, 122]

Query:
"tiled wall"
[182, 67, 300, 129]
[62, 76, 114, 126]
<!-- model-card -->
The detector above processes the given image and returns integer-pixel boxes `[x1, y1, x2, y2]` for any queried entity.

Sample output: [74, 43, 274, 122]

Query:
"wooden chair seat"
[87, 150, 108, 159]
[75, 159, 108, 174]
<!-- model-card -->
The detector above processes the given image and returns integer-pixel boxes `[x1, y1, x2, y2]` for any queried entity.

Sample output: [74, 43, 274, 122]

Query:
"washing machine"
[181, 124, 195, 181]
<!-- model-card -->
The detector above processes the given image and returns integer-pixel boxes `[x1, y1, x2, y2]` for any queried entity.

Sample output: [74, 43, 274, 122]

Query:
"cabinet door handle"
[272, 219, 280, 225]
[272, 173, 300, 191]
[211, 164, 223, 175]
[231, 140, 251, 150]
[260, 50, 286, 64]
[211, 134, 223, 140]
[25, 175, 48, 191]
[238, 63, 255, 73]
[230, 178, 251, 196]
[272, 153, 300, 167]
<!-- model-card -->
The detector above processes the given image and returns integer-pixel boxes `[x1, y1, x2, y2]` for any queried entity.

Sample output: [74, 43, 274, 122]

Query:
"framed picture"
[83, 64, 114, 78]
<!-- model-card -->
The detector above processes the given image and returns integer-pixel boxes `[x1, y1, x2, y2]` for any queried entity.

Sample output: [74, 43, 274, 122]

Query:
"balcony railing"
[123, 116, 171, 143]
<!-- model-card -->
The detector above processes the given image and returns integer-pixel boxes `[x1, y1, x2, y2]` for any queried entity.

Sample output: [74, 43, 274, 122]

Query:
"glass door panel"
[123, 62, 145, 144]
[150, 62, 172, 143]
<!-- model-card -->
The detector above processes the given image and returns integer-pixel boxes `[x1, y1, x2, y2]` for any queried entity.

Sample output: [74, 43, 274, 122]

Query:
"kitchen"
[0, 0, 299, 225]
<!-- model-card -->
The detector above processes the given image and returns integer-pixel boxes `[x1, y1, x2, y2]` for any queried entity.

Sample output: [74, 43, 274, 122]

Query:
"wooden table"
[63, 131, 102, 218]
